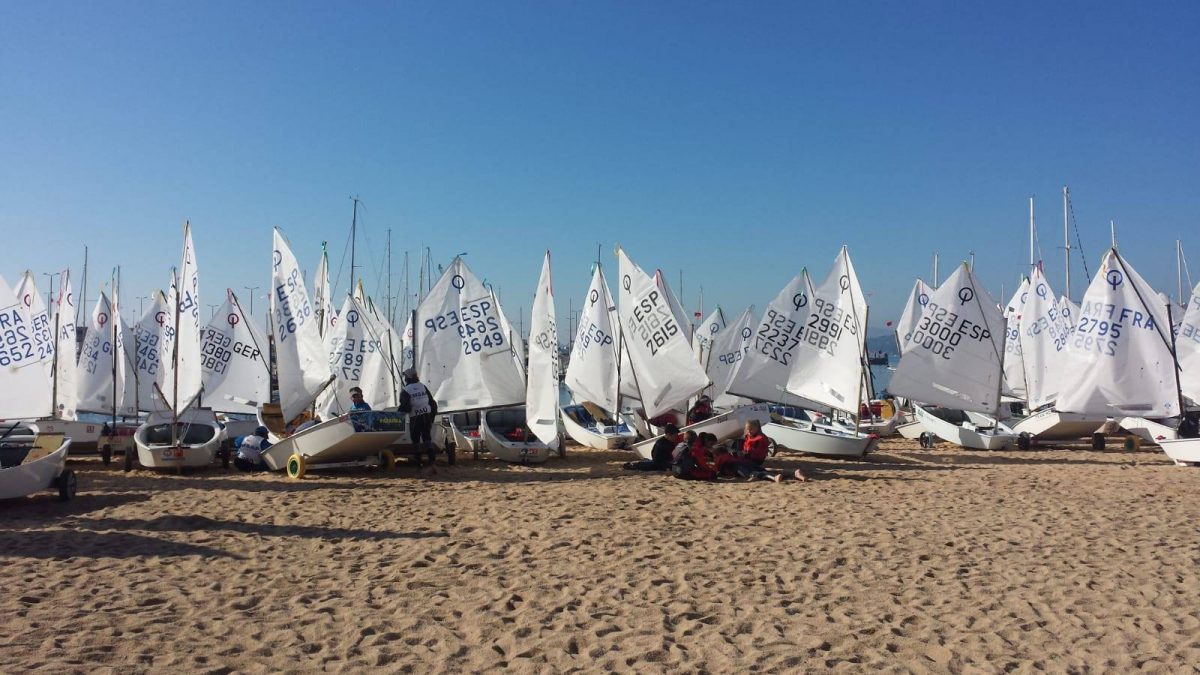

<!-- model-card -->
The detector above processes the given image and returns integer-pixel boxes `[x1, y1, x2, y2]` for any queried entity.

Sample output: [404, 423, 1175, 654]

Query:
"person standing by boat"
[622, 423, 681, 471]
[399, 369, 439, 471]
[233, 426, 272, 472]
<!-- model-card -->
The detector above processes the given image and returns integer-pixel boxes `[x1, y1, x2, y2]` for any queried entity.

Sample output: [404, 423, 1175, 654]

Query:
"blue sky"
[2, 1, 1197, 335]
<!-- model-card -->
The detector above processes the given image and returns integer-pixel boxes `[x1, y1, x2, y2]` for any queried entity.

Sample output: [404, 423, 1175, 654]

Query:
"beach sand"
[3, 438, 1199, 673]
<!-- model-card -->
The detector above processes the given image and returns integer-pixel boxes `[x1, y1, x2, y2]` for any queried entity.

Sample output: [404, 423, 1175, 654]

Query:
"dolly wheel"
[57, 469, 77, 501]
[123, 448, 135, 472]
[557, 439, 567, 459]
[101, 445, 113, 465]
[379, 449, 396, 471]
[287, 453, 306, 480]
[1123, 436, 1141, 452]
[1091, 433, 1105, 451]
[1017, 432, 1031, 451]
[446, 446, 457, 466]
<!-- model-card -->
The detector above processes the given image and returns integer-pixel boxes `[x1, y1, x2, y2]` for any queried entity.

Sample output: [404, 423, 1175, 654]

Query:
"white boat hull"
[262, 415, 406, 471]
[561, 405, 637, 450]
[631, 403, 771, 460]
[0, 440, 70, 499]
[897, 420, 925, 440]
[913, 405, 1014, 451]
[859, 415, 900, 438]
[1158, 437, 1200, 465]
[134, 409, 222, 469]
[29, 419, 103, 451]
[764, 420, 877, 458]
[1119, 417, 1179, 444]
[1010, 409, 1106, 442]
[482, 407, 550, 464]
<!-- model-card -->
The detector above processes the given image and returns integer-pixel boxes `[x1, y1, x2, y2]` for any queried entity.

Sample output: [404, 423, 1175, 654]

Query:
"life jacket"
[403, 382, 433, 416]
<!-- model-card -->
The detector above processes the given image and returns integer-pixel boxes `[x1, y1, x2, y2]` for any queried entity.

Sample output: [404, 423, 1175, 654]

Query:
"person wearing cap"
[349, 386, 372, 411]
[399, 368, 439, 470]
[233, 426, 273, 472]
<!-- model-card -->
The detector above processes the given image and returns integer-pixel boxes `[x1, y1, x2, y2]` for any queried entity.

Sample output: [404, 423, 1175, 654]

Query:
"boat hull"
[481, 407, 550, 464]
[29, 419, 103, 452]
[913, 405, 1014, 451]
[1010, 409, 1106, 442]
[0, 440, 70, 499]
[764, 420, 877, 458]
[1158, 438, 1200, 465]
[262, 416, 406, 470]
[1118, 417, 1179, 444]
[134, 409, 222, 469]
[631, 403, 771, 460]
[897, 420, 925, 440]
[561, 404, 637, 450]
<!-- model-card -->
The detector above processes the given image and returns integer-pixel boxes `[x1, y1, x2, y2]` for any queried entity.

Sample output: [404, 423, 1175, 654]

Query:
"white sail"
[565, 265, 620, 412]
[318, 295, 395, 417]
[1056, 249, 1179, 417]
[132, 292, 169, 411]
[726, 269, 817, 405]
[1019, 267, 1073, 410]
[495, 294, 526, 385]
[201, 290, 270, 414]
[0, 275, 53, 419]
[889, 263, 1005, 413]
[707, 306, 755, 408]
[271, 228, 333, 422]
[895, 279, 933, 355]
[76, 291, 118, 414]
[1002, 280, 1029, 400]
[526, 252, 560, 448]
[15, 272, 55, 378]
[615, 249, 709, 418]
[785, 247, 868, 414]
[314, 244, 334, 338]
[1176, 281, 1200, 403]
[692, 307, 726, 366]
[112, 278, 138, 416]
[415, 257, 526, 412]
[53, 270, 79, 420]
[400, 314, 415, 372]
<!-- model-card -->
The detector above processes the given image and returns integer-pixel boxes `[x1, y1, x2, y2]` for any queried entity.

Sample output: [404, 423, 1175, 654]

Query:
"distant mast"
[1063, 186, 1072, 301]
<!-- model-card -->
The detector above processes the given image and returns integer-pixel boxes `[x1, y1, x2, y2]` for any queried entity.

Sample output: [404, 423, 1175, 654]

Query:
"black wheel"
[1091, 433, 1105, 451]
[1017, 432, 1031, 451]
[101, 445, 113, 465]
[220, 448, 231, 469]
[446, 446, 457, 466]
[57, 469, 77, 501]
[918, 432, 931, 448]
[123, 448, 134, 472]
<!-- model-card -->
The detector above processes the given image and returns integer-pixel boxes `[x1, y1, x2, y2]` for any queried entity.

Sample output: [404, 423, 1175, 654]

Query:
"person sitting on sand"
[737, 420, 806, 482]
[233, 426, 272, 472]
[623, 423, 680, 471]
[713, 441, 806, 482]
[673, 432, 718, 480]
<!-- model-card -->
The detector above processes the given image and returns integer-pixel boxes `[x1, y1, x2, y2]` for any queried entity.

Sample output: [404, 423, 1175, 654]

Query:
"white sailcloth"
[132, 292, 169, 411]
[201, 290, 271, 414]
[1056, 249, 1180, 417]
[76, 292, 119, 414]
[112, 279, 138, 416]
[271, 228, 333, 422]
[889, 263, 1005, 413]
[615, 249, 709, 418]
[318, 294, 395, 417]
[1002, 280, 1029, 400]
[565, 265, 620, 413]
[526, 252, 560, 448]
[1176, 281, 1200, 403]
[692, 307, 726, 367]
[0, 275, 53, 419]
[53, 270, 79, 419]
[415, 258, 526, 412]
[15, 272, 55, 378]
[726, 269, 817, 405]
[707, 306, 755, 408]
[895, 279, 933, 355]
[314, 244, 334, 338]
[1019, 267, 1073, 410]
[162, 224, 203, 410]
[495, 294, 526, 385]
[785, 247, 868, 414]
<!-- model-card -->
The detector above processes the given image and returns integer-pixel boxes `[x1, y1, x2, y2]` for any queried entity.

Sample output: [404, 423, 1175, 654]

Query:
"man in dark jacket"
[622, 423, 680, 471]
[399, 368, 439, 470]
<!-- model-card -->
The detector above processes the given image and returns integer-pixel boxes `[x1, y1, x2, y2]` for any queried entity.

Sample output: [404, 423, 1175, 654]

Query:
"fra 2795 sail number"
[627, 289, 678, 355]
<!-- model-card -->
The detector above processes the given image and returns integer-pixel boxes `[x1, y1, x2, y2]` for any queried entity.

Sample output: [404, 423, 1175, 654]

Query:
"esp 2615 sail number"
[626, 287, 679, 355]
[425, 297, 507, 356]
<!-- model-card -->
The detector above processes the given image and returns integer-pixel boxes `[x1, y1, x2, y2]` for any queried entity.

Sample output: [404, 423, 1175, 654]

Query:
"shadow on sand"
[0, 529, 241, 559]
[68, 514, 450, 543]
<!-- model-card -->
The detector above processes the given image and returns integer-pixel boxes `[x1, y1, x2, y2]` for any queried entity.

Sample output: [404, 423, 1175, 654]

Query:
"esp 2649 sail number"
[626, 288, 679, 355]
[425, 297, 507, 356]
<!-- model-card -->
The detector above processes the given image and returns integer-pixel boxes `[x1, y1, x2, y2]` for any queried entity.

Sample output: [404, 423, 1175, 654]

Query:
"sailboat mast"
[1063, 186, 1072, 301]
[170, 265, 181, 445]
[78, 246, 88, 329]
[386, 228, 393, 324]
[1178, 240, 1184, 304]
[110, 270, 118, 428]
[50, 295, 61, 418]
[1029, 196, 1036, 267]
[349, 197, 359, 296]
[932, 253, 939, 286]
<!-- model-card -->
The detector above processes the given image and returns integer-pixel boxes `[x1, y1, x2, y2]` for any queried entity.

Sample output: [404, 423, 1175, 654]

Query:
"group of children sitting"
[623, 419, 807, 483]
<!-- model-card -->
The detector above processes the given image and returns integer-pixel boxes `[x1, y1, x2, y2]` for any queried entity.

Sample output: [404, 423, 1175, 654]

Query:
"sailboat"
[258, 228, 406, 478]
[132, 223, 223, 470]
[414, 256, 538, 463]
[890, 262, 1014, 450]
[561, 263, 637, 449]
[1159, 279, 1200, 463]
[514, 251, 563, 460]
[200, 289, 271, 442]
[704, 306, 756, 409]
[20, 269, 107, 457]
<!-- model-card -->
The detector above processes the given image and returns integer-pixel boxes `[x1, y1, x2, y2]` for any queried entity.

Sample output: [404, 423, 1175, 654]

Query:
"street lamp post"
[138, 296, 148, 317]
[208, 303, 219, 319]
[42, 272, 60, 306]
[243, 286, 260, 315]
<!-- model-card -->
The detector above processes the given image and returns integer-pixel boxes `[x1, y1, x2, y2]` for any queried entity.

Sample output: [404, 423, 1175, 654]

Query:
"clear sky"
[2, 1, 1197, 336]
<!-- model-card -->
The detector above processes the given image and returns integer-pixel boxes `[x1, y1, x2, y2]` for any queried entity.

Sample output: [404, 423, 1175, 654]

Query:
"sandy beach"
[3, 439, 1199, 673]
